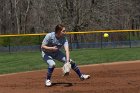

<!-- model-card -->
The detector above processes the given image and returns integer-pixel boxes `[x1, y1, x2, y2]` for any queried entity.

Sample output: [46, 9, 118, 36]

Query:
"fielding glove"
[62, 62, 71, 76]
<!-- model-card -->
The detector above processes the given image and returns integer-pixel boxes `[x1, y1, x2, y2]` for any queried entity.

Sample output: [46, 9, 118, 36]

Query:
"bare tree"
[23, 0, 31, 33]
[14, 0, 20, 34]
[0, 0, 140, 35]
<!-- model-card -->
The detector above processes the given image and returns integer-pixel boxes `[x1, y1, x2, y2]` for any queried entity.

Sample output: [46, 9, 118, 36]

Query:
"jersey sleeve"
[64, 37, 69, 47]
[42, 33, 51, 46]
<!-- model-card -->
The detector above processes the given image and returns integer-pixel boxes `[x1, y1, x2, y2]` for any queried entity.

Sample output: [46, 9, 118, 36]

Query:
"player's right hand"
[51, 46, 58, 52]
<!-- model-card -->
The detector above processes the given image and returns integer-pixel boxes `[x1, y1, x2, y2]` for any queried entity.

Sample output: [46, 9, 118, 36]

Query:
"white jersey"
[41, 32, 68, 57]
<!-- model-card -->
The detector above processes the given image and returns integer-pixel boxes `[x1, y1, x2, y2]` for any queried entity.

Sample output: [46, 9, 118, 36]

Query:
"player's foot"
[63, 72, 69, 76]
[80, 74, 90, 80]
[45, 79, 52, 87]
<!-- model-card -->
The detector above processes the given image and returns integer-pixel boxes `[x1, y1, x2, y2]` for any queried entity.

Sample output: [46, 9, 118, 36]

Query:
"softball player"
[41, 24, 90, 87]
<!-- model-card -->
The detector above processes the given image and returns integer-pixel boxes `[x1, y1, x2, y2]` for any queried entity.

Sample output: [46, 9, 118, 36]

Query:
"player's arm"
[64, 45, 70, 62]
[41, 45, 58, 51]
[64, 40, 70, 63]
[41, 34, 58, 51]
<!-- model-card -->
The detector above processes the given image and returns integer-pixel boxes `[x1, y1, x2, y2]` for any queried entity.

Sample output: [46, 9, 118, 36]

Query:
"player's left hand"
[62, 62, 71, 76]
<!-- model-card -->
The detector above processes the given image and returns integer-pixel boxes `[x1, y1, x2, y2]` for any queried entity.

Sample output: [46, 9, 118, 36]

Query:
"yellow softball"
[103, 33, 109, 38]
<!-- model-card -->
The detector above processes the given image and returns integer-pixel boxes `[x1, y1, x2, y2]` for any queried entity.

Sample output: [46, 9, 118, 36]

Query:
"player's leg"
[70, 60, 90, 80]
[43, 54, 55, 86]
[55, 51, 90, 80]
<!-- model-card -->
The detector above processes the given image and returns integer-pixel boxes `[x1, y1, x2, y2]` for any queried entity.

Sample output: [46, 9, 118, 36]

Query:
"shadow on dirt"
[51, 82, 73, 87]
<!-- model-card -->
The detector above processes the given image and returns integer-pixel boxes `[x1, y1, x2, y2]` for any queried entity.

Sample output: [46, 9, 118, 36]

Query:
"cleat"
[80, 74, 90, 80]
[63, 72, 69, 76]
[45, 79, 52, 87]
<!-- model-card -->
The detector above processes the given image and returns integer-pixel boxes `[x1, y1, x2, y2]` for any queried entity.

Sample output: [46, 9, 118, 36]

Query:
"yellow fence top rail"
[67, 30, 140, 34]
[0, 29, 140, 37]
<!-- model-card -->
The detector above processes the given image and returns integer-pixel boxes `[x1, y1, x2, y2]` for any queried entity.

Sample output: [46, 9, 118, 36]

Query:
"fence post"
[8, 37, 11, 53]
[69, 34, 73, 51]
[129, 31, 131, 48]
[100, 32, 103, 49]
[38, 35, 41, 51]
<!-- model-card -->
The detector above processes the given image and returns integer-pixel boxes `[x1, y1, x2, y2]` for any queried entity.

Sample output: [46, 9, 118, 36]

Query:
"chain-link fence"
[0, 30, 140, 53]
[0, 34, 45, 52]
[68, 31, 140, 49]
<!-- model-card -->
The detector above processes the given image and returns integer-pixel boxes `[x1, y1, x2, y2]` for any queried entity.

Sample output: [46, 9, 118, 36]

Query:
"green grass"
[0, 48, 140, 74]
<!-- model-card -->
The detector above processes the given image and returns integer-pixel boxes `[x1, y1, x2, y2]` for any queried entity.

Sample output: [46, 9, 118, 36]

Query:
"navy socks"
[47, 67, 54, 80]
[71, 62, 82, 77]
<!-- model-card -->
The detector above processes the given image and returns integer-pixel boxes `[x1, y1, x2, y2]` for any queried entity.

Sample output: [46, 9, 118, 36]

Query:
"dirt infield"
[0, 60, 140, 93]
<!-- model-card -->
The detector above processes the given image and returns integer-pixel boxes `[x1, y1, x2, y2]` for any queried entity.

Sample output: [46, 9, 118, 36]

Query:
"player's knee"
[69, 59, 74, 63]
[49, 63, 56, 68]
